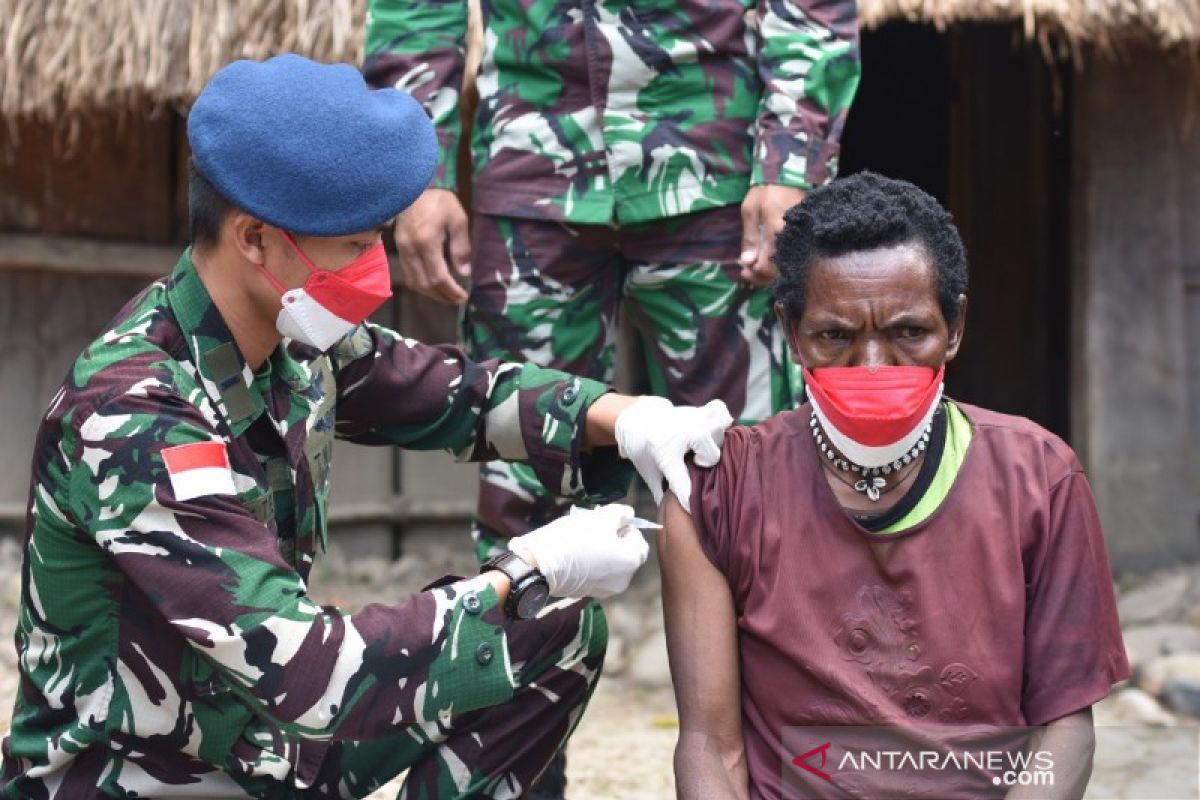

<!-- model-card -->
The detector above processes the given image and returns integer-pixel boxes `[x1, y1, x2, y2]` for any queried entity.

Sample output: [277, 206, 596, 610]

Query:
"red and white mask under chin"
[259, 231, 393, 352]
[804, 364, 945, 469]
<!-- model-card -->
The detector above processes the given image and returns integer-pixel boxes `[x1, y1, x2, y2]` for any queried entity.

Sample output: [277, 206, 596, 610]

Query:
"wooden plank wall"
[1071, 49, 1200, 574]
[0, 114, 179, 242]
[0, 271, 152, 535]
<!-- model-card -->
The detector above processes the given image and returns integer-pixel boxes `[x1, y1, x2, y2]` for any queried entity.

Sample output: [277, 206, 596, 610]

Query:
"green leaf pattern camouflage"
[364, 0, 861, 224]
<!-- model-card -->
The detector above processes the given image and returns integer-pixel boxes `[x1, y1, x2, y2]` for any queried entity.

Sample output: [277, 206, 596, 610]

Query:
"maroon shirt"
[689, 402, 1130, 799]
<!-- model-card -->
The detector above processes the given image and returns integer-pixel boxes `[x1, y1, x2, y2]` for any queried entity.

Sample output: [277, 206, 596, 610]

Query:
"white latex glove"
[614, 396, 733, 512]
[509, 504, 649, 599]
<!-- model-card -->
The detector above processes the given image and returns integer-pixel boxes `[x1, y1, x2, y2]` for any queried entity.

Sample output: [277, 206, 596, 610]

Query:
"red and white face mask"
[804, 365, 945, 468]
[259, 232, 393, 351]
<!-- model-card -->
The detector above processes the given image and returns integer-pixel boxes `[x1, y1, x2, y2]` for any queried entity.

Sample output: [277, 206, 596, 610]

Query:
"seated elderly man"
[659, 172, 1130, 799]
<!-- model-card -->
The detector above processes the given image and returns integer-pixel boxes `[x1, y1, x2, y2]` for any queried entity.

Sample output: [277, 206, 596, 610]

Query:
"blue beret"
[187, 54, 437, 236]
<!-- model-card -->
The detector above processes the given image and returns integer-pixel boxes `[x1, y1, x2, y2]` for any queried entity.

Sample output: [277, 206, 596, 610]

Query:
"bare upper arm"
[659, 492, 743, 737]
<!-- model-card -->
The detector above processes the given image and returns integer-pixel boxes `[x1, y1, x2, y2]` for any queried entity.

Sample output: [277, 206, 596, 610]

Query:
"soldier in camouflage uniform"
[363, 0, 862, 562]
[0, 55, 733, 799]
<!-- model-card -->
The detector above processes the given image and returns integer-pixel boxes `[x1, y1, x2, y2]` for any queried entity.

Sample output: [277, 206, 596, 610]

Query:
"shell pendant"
[854, 476, 887, 502]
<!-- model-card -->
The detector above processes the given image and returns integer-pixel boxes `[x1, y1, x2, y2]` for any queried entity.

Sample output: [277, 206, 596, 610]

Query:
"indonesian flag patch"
[161, 441, 237, 501]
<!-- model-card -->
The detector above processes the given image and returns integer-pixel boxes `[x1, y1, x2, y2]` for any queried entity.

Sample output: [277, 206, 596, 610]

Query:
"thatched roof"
[1, 0, 368, 121]
[860, 0, 1200, 50]
[0, 0, 1196, 122]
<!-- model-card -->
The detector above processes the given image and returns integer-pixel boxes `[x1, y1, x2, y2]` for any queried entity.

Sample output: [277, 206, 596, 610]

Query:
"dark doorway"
[838, 22, 1072, 438]
[839, 22, 951, 204]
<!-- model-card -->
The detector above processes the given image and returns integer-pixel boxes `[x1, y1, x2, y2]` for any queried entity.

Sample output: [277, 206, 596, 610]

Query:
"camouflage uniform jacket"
[363, 0, 861, 224]
[0, 251, 629, 796]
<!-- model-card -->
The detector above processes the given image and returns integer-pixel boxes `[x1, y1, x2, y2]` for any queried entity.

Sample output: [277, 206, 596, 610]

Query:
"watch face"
[516, 581, 551, 619]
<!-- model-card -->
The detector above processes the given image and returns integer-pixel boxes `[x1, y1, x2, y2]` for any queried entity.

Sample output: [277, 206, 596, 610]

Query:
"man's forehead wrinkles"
[878, 311, 940, 326]
[808, 292, 938, 316]
[806, 309, 864, 328]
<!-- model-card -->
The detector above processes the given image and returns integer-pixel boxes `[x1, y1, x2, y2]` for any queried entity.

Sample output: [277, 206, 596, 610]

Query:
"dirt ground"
[558, 678, 677, 799]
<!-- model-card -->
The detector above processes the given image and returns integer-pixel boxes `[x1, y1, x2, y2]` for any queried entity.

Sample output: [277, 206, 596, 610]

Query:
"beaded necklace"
[808, 413, 931, 501]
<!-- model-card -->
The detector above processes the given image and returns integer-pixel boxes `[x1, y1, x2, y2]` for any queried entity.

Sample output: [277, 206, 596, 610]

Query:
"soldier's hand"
[614, 396, 734, 513]
[738, 184, 806, 287]
[509, 504, 649, 599]
[393, 188, 472, 304]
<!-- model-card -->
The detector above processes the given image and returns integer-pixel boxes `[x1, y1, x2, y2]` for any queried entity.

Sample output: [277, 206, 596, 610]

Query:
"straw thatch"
[860, 0, 1200, 51]
[0, 0, 1197, 123]
[1, 0, 368, 121]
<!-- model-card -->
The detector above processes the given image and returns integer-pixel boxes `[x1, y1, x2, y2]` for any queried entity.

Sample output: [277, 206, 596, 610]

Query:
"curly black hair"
[770, 171, 968, 326]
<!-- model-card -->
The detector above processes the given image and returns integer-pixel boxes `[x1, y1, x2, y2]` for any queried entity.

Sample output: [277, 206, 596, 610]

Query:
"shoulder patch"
[162, 441, 236, 501]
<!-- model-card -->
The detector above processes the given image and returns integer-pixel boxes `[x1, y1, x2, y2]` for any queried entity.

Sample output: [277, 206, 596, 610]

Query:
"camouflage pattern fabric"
[364, 0, 857, 552]
[466, 206, 804, 559]
[363, 0, 861, 225]
[0, 250, 629, 798]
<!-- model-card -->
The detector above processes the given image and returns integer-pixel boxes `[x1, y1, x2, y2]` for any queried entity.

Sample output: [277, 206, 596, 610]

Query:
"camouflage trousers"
[465, 206, 805, 557]
[234, 598, 606, 799]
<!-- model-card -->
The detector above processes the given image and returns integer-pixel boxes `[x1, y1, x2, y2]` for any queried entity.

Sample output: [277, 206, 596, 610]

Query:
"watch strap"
[481, 551, 547, 619]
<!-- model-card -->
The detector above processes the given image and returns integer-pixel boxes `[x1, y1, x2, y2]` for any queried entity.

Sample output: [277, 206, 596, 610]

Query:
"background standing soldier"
[365, 6, 861, 791]
[362, 0, 861, 568]
[0, 55, 732, 799]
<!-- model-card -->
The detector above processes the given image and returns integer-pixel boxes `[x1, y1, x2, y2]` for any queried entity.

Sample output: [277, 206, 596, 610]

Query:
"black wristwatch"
[481, 551, 551, 620]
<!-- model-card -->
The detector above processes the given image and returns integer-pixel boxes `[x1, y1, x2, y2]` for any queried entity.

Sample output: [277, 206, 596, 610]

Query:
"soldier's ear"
[230, 213, 267, 266]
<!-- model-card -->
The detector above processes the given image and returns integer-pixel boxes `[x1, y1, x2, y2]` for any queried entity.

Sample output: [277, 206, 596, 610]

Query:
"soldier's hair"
[188, 159, 234, 249]
[771, 171, 968, 326]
